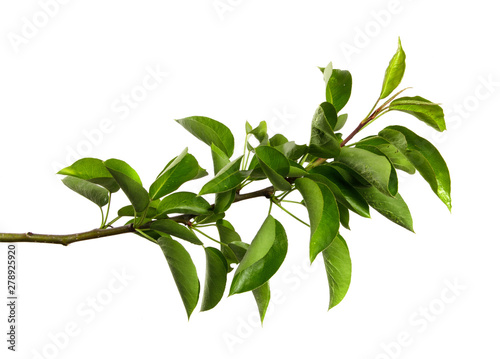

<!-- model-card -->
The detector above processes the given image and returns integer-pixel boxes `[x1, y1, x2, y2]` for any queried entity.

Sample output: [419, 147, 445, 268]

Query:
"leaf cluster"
[58, 38, 451, 321]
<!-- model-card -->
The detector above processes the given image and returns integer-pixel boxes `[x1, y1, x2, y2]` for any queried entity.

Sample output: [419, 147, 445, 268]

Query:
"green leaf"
[338, 203, 350, 230]
[255, 146, 291, 191]
[157, 192, 211, 216]
[295, 178, 340, 263]
[176, 116, 235, 157]
[379, 126, 451, 210]
[323, 234, 351, 309]
[252, 282, 271, 324]
[201, 247, 228, 311]
[334, 114, 348, 131]
[199, 156, 247, 195]
[149, 148, 202, 200]
[57, 158, 119, 192]
[61, 176, 109, 207]
[152, 219, 203, 245]
[249, 121, 268, 142]
[309, 102, 341, 158]
[104, 159, 149, 212]
[307, 166, 370, 218]
[229, 215, 288, 295]
[355, 136, 416, 174]
[356, 186, 414, 232]
[274, 141, 308, 161]
[118, 205, 157, 218]
[287, 161, 307, 177]
[389, 96, 446, 132]
[326, 69, 352, 112]
[335, 147, 398, 197]
[211, 144, 230, 175]
[158, 236, 200, 319]
[380, 38, 406, 99]
[217, 220, 243, 271]
[269, 134, 289, 147]
[214, 190, 236, 213]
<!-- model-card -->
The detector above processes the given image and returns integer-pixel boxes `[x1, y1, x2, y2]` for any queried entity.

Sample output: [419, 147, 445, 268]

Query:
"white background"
[0, 0, 499, 358]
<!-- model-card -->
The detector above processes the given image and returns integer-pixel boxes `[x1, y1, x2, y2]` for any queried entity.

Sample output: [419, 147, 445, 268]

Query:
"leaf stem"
[191, 227, 229, 248]
[272, 198, 310, 227]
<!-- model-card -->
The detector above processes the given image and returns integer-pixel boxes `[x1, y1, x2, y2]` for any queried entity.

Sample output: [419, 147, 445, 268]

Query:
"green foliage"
[56, 39, 451, 321]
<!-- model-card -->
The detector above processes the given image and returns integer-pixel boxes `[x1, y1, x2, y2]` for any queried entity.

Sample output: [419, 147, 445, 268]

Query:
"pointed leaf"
[338, 203, 350, 230]
[149, 148, 202, 200]
[336, 147, 398, 197]
[307, 166, 370, 218]
[104, 159, 149, 212]
[295, 178, 340, 263]
[199, 156, 247, 195]
[274, 141, 308, 161]
[118, 205, 157, 218]
[323, 234, 351, 309]
[57, 158, 119, 192]
[176, 116, 235, 157]
[217, 220, 243, 271]
[157, 192, 211, 216]
[158, 236, 200, 319]
[211, 144, 230, 175]
[356, 185, 414, 231]
[269, 134, 289, 147]
[252, 282, 271, 324]
[389, 96, 446, 132]
[201, 247, 228, 311]
[249, 121, 268, 142]
[326, 69, 352, 112]
[214, 190, 236, 213]
[152, 219, 203, 245]
[380, 38, 406, 99]
[61, 176, 109, 207]
[309, 102, 341, 158]
[229, 215, 288, 295]
[379, 126, 451, 210]
[355, 136, 416, 174]
[334, 114, 348, 131]
[255, 146, 291, 191]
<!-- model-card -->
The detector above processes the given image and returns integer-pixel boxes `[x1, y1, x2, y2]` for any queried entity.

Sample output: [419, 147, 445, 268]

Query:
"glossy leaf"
[176, 116, 234, 157]
[149, 148, 201, 200]
[307, 166, 370, 218]
[61, 176, 109, 207]
[336, 147, 398, 197]
[274, 141, 308, 161]
[295, 178, 340, 263]
[211, 144, 230, 174]
[355, 136, 416, 174]
[57, 158, 119, 192]
[157, 192, 211, 216]
[338, 203, 350, 230]
[229, 215, 288, 295]
[255, 146, 291, 191]
[379, 125, 451, 210]
[201, 247, 228, 311]
[158, 236, 200, 319]
[152, 219, 203, 245]
[249, 121, 268, 142]
[199, 156, 247, 195]
[269, 134, 288, 147]
[104, 159, 149, 212]
[356, 185, 414, 232]
[118, 205, 157, 218]
[214, 190, 236, 213]
[252, 282, 271, 324]
[309, 102, 341, 158]
[334, 113, 348, 131]
[195, 212, 225, 225]
[326, 69, 352, 112]
[217, 220, 243, 271]
[323, 234, 351, 309]
[389, 96, 446, 132]
[380, 38, 406, 99]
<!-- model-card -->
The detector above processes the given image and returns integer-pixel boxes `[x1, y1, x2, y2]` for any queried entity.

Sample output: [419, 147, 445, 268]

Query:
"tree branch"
[0, 185, 278, 246]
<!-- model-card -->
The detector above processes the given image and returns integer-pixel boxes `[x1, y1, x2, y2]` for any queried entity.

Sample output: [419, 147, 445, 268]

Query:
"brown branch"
[0, 186, 278, 246]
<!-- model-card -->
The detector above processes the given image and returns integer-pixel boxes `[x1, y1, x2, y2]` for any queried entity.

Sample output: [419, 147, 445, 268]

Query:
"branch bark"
[0, 185, 278, 246]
